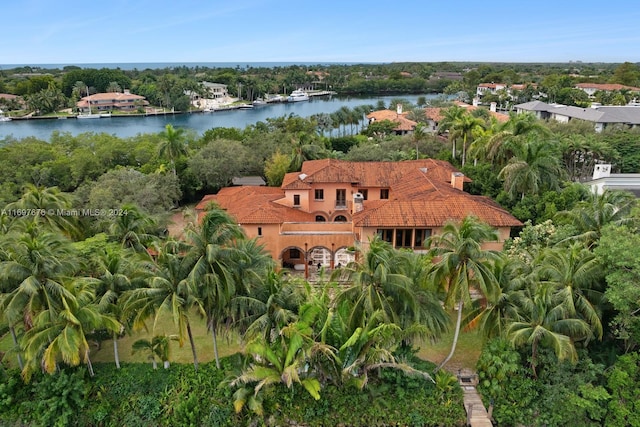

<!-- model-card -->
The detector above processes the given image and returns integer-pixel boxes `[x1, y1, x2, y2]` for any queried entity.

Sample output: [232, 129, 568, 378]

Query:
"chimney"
[352, 192, 364, 214]
[396, 103, 403, 115]
[472, 97, 479, 107]
[451, 172, 465, 191]
[593, 164, 611, 180]
[490, 102, 497, 112]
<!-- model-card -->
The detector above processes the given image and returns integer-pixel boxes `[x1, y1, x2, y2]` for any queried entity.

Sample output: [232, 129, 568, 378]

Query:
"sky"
[1, 0, 639, 66]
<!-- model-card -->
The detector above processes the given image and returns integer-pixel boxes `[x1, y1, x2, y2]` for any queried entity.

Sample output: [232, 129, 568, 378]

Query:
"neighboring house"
[201, 82, 229, 99]
[77, 90, 148, 112]
[585, 164, 640, 196]
[514, 101, 640, 132]
[196, 159, 522, 275]
[575, 83, 640, 97]
[189, 82, 231, 109]
[366, 104, 417, 135]
[476, 83, 507, 97]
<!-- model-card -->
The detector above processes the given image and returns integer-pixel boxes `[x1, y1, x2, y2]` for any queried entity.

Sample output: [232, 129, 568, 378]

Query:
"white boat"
[0, 109, 11, 122]
[100, 112, 112, 118]
[252, 98, 267, 106]
[287, 89, 310, 102]
[266, 94, 285, 103]
[238, 103, 254, 109]
[77, 111, 100, 119]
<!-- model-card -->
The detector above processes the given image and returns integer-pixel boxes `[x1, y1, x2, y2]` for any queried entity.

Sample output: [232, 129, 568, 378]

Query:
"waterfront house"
[574, 83, 640, 98]
[77, 90, 148, 112]
[366, 104, 417, 135]
[196, 159, 522, 275]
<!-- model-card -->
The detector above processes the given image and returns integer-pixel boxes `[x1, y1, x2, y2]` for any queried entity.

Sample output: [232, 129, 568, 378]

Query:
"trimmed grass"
[1, 309, 484, 370]
[415, 310, 484, 372]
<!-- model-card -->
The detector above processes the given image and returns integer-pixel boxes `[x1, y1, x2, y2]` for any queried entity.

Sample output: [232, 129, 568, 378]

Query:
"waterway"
[0, 94, 441, 141]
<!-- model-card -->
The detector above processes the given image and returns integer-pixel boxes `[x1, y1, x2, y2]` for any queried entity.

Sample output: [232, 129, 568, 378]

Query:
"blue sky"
[1, 0, 638, 65]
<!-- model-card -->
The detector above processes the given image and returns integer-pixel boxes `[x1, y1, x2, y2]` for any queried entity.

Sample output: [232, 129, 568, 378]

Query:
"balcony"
[335, 200, 351, 210]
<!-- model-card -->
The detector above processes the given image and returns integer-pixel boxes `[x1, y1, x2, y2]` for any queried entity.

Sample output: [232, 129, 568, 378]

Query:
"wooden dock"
[457, 369, 493, 427]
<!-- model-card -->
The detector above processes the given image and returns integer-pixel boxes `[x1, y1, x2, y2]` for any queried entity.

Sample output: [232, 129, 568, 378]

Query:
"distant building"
[585, 164, 640, 196]
[514, 101, 640, 132]
[575, 83, 640, 97]
[366, 104, 417, 135]
[77, 90, 148, 112]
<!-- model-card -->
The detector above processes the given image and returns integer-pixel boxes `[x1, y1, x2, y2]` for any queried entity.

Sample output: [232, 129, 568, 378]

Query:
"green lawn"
[2, 309, 484, 371]
[416, 310, 484, 372]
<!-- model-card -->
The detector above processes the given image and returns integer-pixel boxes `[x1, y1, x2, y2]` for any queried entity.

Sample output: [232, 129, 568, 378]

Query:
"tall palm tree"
[449, 113, 486, 166]
[438, 105, 466, 161]
[124, 241, 203, 370]
[186, 208, 246, 368]
[427, 216, 500, 371]
[94, 247, 147, 369]
[158, 124, 187, 176]
[499, 138, 564, 199]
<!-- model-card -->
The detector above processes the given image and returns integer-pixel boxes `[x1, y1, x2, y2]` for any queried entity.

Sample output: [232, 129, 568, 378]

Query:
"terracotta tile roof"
[366, 109, 417, 132]
[297, 159, 463, 188]
[455, 102, 509, 123]
[424, 107, 443, 122]
[81, 92, 146, 101]
[575, 83, 640, 91]
[199, 186, 314, 224]
[353, 195, 522, 228]
[197, 159, 521, 232]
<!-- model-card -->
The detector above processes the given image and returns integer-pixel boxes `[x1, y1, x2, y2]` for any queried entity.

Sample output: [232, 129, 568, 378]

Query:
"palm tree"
[94, 247, 147, 369]
[555, 189, 636, 248]
[108, 204, 157, 252]
[499, 138, 564, 199]
[537, 244, 604, 341]
[449, 113, 486, 166]
[438, 105, 466, 161]
[158, 124, 187, 176]
[21, 278, 121, 381]
[427, 216, 500, 371]
[486, 112, 550, 167]
[132, 334, 177, 369]
[124, 241, 203, 370]
[186, 208, 246, 368]
[507, 284, 592, 378]
[6, 184, 81, 238]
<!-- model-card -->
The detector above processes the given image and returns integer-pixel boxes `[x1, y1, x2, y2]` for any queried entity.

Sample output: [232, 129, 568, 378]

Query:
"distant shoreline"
[0, 61, 380, 71]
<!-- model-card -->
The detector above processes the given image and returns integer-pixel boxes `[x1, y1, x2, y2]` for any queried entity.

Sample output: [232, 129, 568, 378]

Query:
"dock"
[457, 369, 493, 427]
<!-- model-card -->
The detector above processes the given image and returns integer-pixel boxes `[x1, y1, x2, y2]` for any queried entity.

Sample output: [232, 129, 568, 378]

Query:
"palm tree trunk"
[187, 323, 199, 371]
[113, 333, 121, 369]
[435, 299, 464, 373]
[152, 357, 158, 370]
[9, 326, 24, 370]
[86, 350, 95, 377]
[210, 320, 220, 369]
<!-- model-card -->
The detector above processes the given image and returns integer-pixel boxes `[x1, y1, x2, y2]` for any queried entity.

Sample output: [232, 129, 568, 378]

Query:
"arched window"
[334, 215, 347, 222]
[315, 215, 326, 222]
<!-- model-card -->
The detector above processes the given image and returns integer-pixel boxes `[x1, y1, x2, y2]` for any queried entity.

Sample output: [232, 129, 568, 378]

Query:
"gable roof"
[515, 101, 640, 125]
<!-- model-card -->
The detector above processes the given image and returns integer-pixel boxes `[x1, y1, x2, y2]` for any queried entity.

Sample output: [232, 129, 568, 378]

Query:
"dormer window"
[380, 189, 389, 199]
[293, 195, 300, 206]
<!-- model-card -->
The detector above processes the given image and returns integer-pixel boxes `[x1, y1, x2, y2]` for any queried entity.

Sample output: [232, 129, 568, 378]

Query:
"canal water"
[0, 94, 441, 140]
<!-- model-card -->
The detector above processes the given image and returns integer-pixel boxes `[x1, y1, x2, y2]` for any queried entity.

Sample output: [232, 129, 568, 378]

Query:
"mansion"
[196, 159, 522, 276]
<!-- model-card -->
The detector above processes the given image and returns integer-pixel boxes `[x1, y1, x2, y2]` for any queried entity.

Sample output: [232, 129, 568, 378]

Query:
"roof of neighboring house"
[515, 101, 640, 125]
[424, 107, 443, 122]
[80, 92, 146, 102]
[366, 109, 417, 131]
[232, 176, 266, 186]
[478, 83, 506, 89]
[454, 101, 510, 123]
[575, 83, 640, 92]
[0, 93, 18, 100]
